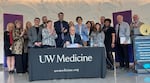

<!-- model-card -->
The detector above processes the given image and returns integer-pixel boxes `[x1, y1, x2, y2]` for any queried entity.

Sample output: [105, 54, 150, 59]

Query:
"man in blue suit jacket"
[75, 16, 89, 46]
[54, 12, 69, 47]
[63, 26, 83, 47]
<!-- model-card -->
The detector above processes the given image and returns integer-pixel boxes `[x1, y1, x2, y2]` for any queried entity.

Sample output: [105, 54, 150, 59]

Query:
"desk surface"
[28, 47, 106, 81]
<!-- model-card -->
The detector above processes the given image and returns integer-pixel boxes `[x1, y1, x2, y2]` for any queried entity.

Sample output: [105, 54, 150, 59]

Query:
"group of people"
[4, 12, 144, 74]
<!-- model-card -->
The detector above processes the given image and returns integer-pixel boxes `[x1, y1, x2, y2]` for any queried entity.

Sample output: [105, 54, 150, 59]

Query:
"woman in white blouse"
[42, 20, 57, 47]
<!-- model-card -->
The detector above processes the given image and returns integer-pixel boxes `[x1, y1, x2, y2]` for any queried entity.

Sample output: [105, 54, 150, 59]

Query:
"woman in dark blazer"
[4, 23, 15, 73]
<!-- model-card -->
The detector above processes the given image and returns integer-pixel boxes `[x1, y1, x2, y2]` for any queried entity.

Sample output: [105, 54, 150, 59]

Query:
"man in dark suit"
[63, 26, 83, 47]
[54, 12, 69, 47]
[28, 17, 42, 47]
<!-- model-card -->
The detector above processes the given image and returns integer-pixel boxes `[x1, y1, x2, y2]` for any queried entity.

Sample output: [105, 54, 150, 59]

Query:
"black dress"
[4, 31, 13, 56]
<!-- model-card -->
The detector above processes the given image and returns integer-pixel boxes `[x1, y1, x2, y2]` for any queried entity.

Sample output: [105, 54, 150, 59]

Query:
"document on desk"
[66, 44, 79, 48]
[120, 37, 131, 44]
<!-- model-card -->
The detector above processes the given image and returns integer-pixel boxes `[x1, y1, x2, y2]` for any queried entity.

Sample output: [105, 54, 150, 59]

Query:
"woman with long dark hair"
[90, 23, 105, 47]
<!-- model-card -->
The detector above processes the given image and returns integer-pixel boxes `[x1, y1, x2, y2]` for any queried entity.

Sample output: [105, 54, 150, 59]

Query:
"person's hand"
[111, 43, 115, 48]
[34, 42, 39, 46]
[123, 41, 128, 45]
[65, 41, 70, 46]
[77, 44, 82, 48]
[20, 30, 25, 37]
[52, 30, 56, 35]
[38, 42, 42, 46]
[63, 29, 67, 33]
[9, 46, 12, 50]
[94, 44, 98, 47]
[61, 27, 65, 32]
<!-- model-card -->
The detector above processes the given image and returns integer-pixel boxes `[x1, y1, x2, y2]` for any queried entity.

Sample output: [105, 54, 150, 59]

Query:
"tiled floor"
[0, 68, 150, 83]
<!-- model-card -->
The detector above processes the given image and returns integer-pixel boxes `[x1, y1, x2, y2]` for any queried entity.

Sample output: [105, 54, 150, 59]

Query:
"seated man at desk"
[63, 26, 83, 48]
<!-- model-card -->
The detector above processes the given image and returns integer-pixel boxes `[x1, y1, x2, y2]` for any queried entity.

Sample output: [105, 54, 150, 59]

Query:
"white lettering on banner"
[39, 55, 56, 63]
[39, 54, 93, 64]
[54, 68, 79, 73]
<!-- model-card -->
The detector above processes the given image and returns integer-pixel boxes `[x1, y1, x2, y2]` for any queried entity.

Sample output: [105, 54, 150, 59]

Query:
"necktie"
[134, 22, 137, 28]
[117, 24, 120, 44]
[61, 21, 64, 40]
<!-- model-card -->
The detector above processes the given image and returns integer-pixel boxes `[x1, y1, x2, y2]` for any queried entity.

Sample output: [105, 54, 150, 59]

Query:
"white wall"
[0, 0, 150, 64]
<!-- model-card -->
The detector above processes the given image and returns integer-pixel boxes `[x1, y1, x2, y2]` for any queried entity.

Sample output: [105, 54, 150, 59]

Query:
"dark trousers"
[15, 54, 27, 73]
[117, 44, 129, 68]
[23, 53, 28, 72]
[55, 38, 63, 48]
[106, 51, 114, 68]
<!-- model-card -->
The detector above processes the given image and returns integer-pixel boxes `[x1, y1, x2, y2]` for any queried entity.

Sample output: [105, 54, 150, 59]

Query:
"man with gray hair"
[115, 15, 130, 69]
[130, 14, 144, 36]
[100, 16, 105, 28]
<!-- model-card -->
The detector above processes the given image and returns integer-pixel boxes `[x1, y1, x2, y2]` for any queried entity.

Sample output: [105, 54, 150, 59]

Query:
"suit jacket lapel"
[69, 34, 72, 44]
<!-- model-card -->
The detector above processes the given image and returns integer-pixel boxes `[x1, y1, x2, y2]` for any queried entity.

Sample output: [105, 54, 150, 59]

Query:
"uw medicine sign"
[28, 47, 106, 81]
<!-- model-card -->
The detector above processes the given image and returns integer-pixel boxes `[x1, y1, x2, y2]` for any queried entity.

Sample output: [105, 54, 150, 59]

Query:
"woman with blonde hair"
[12, 20, 24, 73]
[22, 21, 32, 72]
[4, 23, 15, 73]
[69, 21, 74, 27]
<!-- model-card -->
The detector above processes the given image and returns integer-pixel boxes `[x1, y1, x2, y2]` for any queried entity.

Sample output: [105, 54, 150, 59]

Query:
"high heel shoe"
[10, 70, 15, 74]
[8, 71, 12, 74]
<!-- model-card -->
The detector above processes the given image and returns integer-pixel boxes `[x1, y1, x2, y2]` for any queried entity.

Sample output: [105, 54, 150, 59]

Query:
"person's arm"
[130, 23, 134, 36]
[64, 22, 69, 34]
[125, 23, 131, 43]
[4, 32, 7, 43]
[4, 32, 9, 46]
[42, 29, 50, 40]
[101, 31, 105, 43]
[112, 33, 115, 47]
[84, 25, 89, 36]
[62, 35, 68, 47]
[51, 29, 58, 39]
[28, 27, 35, 44]
[78, 35, 83, 46]
[54, 22, 61, 34]
[12, 29, 20, 41]
[111, 28, 116, 48]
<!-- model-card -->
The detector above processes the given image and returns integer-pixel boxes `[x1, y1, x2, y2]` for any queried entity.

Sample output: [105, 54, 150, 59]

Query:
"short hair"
[117, 15, 123, 18]
[101, 16, 105, 19]
[76, 16, 83, 22]
[46, 20, 52, 23]
[86, 21, 92, 27]
[69, 26, 75, 31]
[104, 18, 111, 23]
[133, 14, 139, 19]
[86, 21, 92, 24]
[42, 16, 47, 19]
[34, 17, 40, 21]
[58, 12, 64, 16]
